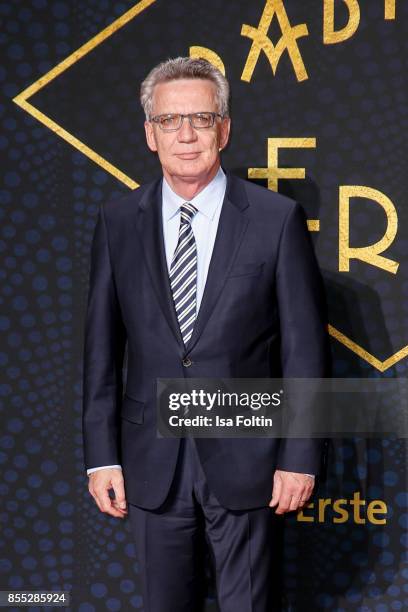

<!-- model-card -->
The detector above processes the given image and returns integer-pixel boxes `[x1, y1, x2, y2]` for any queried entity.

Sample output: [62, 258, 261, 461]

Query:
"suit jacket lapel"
[134, 170, 250, 354]
[186, 170, 250, 352]
[135, 178, 185, 350]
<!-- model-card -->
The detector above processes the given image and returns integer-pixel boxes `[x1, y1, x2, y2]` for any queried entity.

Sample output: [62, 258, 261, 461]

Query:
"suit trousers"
[127, 437, 275, 612]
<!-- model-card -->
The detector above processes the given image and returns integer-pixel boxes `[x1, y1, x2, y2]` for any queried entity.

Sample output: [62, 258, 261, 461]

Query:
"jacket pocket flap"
[121, 394, 144, 424]
[228, 262, 264, 278]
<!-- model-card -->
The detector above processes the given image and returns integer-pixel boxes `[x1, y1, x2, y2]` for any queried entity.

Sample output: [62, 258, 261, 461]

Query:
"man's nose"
[177, 117, 198, 142]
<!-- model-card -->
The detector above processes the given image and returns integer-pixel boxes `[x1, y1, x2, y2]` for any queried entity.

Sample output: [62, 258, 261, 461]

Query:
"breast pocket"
[121, 393, 145, 424]
[227, 262, 264, 278]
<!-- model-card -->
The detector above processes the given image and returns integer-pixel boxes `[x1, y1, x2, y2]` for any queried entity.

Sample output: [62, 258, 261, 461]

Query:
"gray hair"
[140, 57, 230, 120]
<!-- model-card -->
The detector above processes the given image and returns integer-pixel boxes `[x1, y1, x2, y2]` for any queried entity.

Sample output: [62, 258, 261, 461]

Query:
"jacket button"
[182, 357, 192, 367]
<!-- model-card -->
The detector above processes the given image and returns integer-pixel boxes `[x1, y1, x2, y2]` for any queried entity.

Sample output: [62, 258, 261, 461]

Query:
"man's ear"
[219, 117, 231, 151]
[144, 120, 158, 152]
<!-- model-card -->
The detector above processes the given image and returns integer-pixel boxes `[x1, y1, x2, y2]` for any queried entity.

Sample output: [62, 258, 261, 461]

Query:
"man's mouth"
[175, 152, 201, 160]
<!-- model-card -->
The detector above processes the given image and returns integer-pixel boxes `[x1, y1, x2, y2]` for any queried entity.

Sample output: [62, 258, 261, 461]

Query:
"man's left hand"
[269, 470, 314, 514]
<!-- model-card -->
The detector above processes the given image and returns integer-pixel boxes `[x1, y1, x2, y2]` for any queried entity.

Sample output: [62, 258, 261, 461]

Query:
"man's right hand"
[88, 468, 128, 519]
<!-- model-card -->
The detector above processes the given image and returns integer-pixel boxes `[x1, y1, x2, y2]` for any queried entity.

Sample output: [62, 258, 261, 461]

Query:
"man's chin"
[170, 162, 209, 180]
[162, 159, 220, 185]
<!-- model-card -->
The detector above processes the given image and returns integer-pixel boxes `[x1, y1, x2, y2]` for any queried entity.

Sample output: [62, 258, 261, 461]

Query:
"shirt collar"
[162, 166, 226, 221]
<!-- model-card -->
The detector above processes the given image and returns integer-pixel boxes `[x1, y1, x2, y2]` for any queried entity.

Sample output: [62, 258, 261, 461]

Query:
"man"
[83, 57, 330, 611]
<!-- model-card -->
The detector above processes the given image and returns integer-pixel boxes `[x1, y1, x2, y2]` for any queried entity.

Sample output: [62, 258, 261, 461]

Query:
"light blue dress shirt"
[161, 165, 227, 312]
[87, 167, 314, 479]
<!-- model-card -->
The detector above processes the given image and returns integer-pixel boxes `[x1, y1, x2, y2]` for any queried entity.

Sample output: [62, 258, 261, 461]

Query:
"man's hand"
[269, 469, 314, 514]
[88, 468, 128, 518]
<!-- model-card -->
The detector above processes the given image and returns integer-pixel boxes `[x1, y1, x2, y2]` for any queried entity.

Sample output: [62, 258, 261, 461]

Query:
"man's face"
[144, 78, 231, 184]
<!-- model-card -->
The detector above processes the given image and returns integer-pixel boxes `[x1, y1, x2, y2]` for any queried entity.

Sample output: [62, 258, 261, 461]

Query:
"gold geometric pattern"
[307, 219, 320, 232]
[328, 325, 408, 372]
[12, 0, 157, 190]
[11, 0, 406, 371]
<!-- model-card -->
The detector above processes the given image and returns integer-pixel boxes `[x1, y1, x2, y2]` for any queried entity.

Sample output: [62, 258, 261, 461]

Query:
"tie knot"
[180, 202, 197, 224]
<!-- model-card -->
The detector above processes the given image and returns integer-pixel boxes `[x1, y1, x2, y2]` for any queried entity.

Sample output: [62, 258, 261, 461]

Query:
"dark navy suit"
[82, 169, 330, 610]
[83, 169, 330, 508]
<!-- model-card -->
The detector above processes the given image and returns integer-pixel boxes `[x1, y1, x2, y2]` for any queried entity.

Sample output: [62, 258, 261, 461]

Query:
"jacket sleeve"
[274, 201, 331, 475]
[82, 203, 127, 470]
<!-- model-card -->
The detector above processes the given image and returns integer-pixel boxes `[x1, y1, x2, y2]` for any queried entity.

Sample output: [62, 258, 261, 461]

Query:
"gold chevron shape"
[11, 1, 406, 372]
[328, 324, 408, 372]
[12, 0, 158, 189]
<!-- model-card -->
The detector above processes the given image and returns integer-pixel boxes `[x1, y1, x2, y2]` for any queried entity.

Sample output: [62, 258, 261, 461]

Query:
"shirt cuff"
[87, 465, 122, 476]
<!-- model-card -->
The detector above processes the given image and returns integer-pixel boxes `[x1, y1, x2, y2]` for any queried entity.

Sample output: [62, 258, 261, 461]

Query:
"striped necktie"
[169, 202, 198, 345]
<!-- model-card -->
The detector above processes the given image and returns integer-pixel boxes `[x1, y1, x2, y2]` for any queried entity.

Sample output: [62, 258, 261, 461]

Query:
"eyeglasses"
[150, 112, 224, 132]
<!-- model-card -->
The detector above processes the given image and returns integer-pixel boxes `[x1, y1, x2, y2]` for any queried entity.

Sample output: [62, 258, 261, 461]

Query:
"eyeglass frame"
[149, 111, 225, 131]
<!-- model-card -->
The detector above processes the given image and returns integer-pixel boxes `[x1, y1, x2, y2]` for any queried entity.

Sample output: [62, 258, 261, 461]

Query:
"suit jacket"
[82, 169, 331, 510]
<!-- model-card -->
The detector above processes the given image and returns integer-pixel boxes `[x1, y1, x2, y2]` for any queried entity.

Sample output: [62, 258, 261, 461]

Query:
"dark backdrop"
[1, 1, 407, 610]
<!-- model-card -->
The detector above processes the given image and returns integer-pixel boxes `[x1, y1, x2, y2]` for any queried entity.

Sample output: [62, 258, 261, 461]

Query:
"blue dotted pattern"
[1, 1, 407, 611]
[1, 1, 143, 611]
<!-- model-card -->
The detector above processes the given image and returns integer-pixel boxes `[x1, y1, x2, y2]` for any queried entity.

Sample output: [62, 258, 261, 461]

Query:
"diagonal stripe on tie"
[169, 202, 198, 346]
[169, 244, 196, 277]
[178, 299, 196, 324]
[175, 286, 196, 312]
[170, 256, 197, 290]
[171, 270, 196, 301]
[180, 312, 196, 333]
